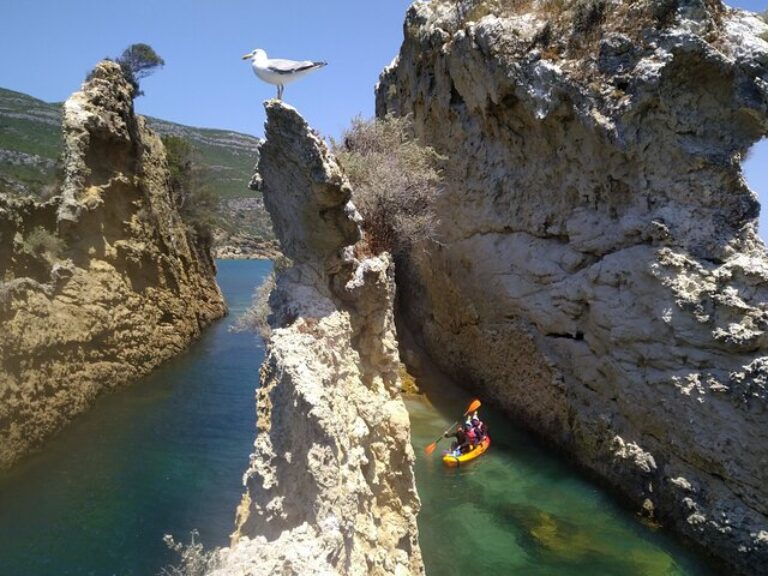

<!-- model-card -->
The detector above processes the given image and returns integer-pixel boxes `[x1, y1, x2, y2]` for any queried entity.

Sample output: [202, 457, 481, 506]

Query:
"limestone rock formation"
[211, 101, 423, 576]
[377, 1, 768, 573]
[0, 61, 226, 468]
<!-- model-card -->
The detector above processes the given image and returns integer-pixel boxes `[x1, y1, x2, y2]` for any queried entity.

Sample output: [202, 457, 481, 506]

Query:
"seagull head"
[242, 48, 267, 61]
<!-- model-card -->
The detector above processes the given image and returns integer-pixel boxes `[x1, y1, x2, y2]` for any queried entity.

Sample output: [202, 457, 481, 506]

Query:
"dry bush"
[296, 317, 322, 337]
[539, 0, 568, 18]
[22, 226, 64, 261]
[232, 271, 276, 337]
[159, 531, 219, 576]
[457, 0, 503, 24]
[333, 115, 443, 256]
[453, 0, 534, 25]
[399, 363, 420, 394]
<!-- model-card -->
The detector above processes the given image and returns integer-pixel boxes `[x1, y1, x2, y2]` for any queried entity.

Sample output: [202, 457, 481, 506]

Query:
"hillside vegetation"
[0, 86, 274, 243]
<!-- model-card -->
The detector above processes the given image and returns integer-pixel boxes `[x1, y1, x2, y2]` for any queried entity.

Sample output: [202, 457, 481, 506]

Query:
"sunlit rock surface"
[0, 61, 226, 469]
[211, 101, 423, 576]
[377, 1, 768, 573]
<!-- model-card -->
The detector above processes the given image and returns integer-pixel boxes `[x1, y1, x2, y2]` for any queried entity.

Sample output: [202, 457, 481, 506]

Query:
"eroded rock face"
[0, 61, 226, 468]
[211, 102, 423, 576]
[377, 1, 768, 573]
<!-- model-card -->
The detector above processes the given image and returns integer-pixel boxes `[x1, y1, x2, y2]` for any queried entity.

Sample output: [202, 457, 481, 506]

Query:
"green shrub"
[653, 0, 679, 26]
[573, 0, 606, 33]
[164, 135, 194, 194]
[183, 184, 220, 240]
[117, 43, 164, 97]
[333, 115, 443, 256]
[162, 135, 220, 238]
[533, 21, 554, 47]
[21, 226, 63, 261]
[84, 44, 164, 98]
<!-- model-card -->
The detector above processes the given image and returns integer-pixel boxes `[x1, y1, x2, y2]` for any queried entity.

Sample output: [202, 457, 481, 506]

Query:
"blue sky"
[0, 0, 413, 138]
[0, 0, 766, 237]
[728, 0, 768, 239]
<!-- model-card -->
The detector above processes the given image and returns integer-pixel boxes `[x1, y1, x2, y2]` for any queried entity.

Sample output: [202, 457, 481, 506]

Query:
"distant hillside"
[0, 88, 62, 197]
[145, 117, 261, 200]
[0, 86, 262, 198]
[0, 86, 275, 248]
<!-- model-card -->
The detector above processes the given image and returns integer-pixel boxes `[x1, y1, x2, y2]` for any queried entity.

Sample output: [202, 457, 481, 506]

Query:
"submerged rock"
[0, 61, 226, 468]
[211, 101, 423, 576]
[378, 1, 768, 574]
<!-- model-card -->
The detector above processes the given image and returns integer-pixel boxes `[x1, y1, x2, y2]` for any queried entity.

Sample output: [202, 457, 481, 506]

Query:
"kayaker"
[465, 422, 477, 450]
[444, 424, 467, 452]
[471, 411, 487, 442]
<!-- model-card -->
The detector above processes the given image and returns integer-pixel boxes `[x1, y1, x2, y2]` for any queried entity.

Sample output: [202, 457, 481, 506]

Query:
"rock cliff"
[211, 102, 423, 576]
[377, 0, 768, 573]
[0, 61, 226, 468]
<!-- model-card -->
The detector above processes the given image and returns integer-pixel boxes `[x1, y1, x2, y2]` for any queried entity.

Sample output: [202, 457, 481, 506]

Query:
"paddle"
[424, 398, 482, 456]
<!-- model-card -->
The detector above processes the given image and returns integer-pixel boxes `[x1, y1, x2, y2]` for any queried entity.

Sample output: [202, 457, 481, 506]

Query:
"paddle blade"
[424, 442, 438, 456]
[466, 398, 482, 415]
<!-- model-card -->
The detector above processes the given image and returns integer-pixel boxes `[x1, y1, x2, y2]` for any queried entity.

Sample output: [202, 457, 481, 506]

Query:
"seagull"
[242, 48, 327, 100]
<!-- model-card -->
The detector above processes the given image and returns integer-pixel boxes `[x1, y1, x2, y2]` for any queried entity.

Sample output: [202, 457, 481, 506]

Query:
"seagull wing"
[267, 59, 326, 75]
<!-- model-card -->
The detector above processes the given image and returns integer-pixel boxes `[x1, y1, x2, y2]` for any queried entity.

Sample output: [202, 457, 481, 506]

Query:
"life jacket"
[466, 427, 477, 444]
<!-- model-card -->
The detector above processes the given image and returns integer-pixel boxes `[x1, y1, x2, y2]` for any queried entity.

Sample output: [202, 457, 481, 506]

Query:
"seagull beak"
[242, 53, 252, 60]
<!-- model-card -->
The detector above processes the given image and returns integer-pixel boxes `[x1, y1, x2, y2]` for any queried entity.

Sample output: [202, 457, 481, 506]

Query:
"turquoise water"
[406, 355, 718, 576]
[0, 259, 715, 575]
[0, 259, 271, 576]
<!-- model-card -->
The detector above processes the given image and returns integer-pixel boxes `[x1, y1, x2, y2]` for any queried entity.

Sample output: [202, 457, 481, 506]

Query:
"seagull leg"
[277, 84, 284, 100]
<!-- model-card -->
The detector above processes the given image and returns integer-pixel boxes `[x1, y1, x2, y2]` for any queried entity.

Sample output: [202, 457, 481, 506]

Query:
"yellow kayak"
[442, 436, 491, 467]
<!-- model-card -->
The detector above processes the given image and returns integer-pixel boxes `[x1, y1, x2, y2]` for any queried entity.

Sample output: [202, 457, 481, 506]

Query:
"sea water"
[0, 260, 271, 576]
[0, 259, 716, 575]
[406, 351, 717, 576]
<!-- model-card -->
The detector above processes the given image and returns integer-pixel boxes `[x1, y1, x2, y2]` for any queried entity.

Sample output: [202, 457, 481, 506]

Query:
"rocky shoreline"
[0, 62, 226, 469]
[377, 1, 768, 574]
[212, 232, 280, 260]
[211, 101, 423, 576]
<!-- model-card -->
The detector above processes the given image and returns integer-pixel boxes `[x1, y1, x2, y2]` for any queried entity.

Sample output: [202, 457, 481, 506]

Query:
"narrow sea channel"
[0, 260, 272, 576]
[405, 344, 717, 576]
[0, 259, 715, 575]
